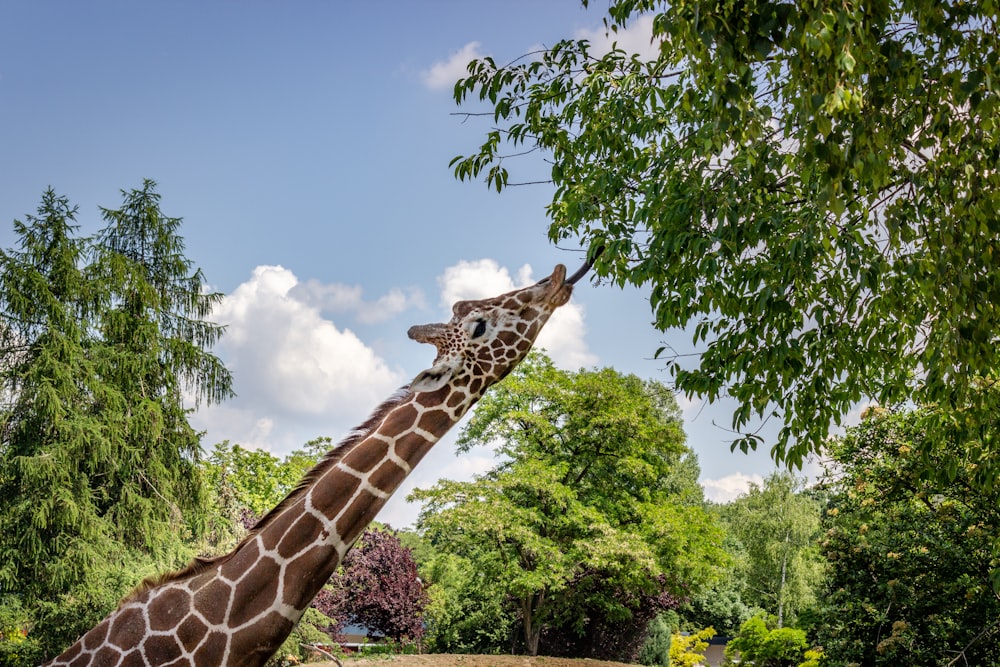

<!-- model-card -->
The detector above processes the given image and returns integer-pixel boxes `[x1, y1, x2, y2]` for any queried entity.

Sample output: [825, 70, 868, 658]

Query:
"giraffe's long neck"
[312, 383, 474, 553]
[43, 382, 476, 667]
[207, 381, 479, 661]
[247, 379, 476, 609]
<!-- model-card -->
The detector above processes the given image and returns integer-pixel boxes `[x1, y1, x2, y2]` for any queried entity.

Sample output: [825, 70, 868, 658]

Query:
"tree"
[638, 611, 676, 667]
[93, 179, 232, 408]
[451, 0, 1000, 489]
[416, 549, 516, 654]
[814, 408, 1000, 666]
[203, 441, 301, 519]
[86, 179, 233, 551]
[314, 527, 429, 643]
[678, 579, 752, 638]
[411, 353, 727, 659]
[200, 437, 331, 551]
[721, 472, 824, 628]
[0, 188, 108, 599]
[0, 184, 232, 661]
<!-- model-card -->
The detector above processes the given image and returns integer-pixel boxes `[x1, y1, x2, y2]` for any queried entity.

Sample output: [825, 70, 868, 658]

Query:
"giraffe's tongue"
[566, 246, 604, 285]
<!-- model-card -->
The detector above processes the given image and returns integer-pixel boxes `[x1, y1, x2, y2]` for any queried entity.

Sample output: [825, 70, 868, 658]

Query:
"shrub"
[639, 612, 676, 666]
[265, 607, 339, 667]
[670, 627, 715, 667]
[725, 614, 812, 667]
[0, 596, 43, 667]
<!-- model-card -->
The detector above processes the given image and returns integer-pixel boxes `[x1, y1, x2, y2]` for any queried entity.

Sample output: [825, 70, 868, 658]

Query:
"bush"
[2, 573, 137, 667]
[724, 614, 812, 667]
[265, 607, 339, 667]
[670, 627, 715, 667]
[678, 583, 752, 636]
[419, 552, 514, 654]
[0, 596, 43, 667]
[639, 612, 677, 666]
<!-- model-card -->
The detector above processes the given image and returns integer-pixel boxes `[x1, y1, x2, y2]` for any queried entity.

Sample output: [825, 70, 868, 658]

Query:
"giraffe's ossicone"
[43, 261, 585, 667]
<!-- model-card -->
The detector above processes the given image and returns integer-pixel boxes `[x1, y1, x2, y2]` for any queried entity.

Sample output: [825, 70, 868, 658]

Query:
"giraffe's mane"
[127, 384, 415, 601]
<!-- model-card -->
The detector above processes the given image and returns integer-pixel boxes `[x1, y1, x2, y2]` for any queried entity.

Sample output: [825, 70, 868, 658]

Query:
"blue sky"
[0, 1, 823, 526]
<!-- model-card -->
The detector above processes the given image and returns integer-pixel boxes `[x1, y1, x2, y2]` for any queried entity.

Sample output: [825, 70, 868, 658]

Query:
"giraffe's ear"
[410, 361, 455, 393]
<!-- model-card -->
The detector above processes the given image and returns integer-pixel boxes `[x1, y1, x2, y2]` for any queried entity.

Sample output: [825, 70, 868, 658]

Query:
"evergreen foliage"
[0, 183, 232, 661]
[0, 188, 107, 598]
[637, 612, 675, 667]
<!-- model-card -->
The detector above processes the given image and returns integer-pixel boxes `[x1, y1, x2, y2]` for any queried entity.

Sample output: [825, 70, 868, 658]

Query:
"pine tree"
[0, 183, 234, 658]
[88, 179, 233, 552]
[0, 188, 108, 598]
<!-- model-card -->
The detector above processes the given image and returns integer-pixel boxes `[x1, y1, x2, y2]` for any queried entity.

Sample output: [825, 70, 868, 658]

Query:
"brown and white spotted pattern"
[43, 262, 581, 667]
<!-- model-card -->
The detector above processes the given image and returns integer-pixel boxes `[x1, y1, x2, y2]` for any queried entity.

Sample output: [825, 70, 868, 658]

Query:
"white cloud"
[291, 279, 425, 324]
[436, 258, 597, 369]
[193, 265, 405, 455]
[675, 392, 705, 420]
[575, 14, 661, 61]
[194, 405, 285, 453]
[700, 472, 764, 503]
[422, 41, 485, 90]
[437, 258, 518, 307]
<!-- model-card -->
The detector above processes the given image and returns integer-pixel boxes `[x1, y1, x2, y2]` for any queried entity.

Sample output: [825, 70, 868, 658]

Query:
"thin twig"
[299, 643, 342, 667]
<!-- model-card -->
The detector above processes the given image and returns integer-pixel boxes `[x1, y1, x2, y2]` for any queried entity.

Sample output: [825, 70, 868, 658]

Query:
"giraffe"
[43, 259, 590, 667]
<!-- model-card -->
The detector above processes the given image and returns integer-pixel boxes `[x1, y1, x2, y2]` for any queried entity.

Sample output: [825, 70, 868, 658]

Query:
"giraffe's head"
[407, 263, 581, 396]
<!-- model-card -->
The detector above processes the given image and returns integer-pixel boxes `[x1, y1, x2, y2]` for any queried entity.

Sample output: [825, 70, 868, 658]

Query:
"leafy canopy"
[411, 353, 727, 660]
[411, 546, 515, 654]
[451, 0, 1000, 486]
[314, 527, 428, 643]
[721, 472, 824, 628]
[199, 437, 332, 551]
[815, 408, 1000, 666]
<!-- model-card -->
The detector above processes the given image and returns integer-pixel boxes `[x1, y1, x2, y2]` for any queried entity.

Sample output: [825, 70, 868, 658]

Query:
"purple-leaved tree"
[314, 528, 428, 643]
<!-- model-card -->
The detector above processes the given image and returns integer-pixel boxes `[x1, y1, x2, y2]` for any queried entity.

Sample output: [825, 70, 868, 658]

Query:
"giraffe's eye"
[471, 318, 487, 339]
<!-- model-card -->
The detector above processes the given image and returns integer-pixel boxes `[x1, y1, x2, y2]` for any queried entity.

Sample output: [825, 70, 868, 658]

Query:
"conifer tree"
[88, 179, 233, 552]
[0, 188, 108, 597]
[0, 183, 233, 651]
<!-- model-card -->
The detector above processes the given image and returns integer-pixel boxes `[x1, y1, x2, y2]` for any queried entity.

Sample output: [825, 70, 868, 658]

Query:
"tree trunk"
[522, 593, 544, 655]
[777, 528, 790, 628]
[526, 627, 541, 656]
